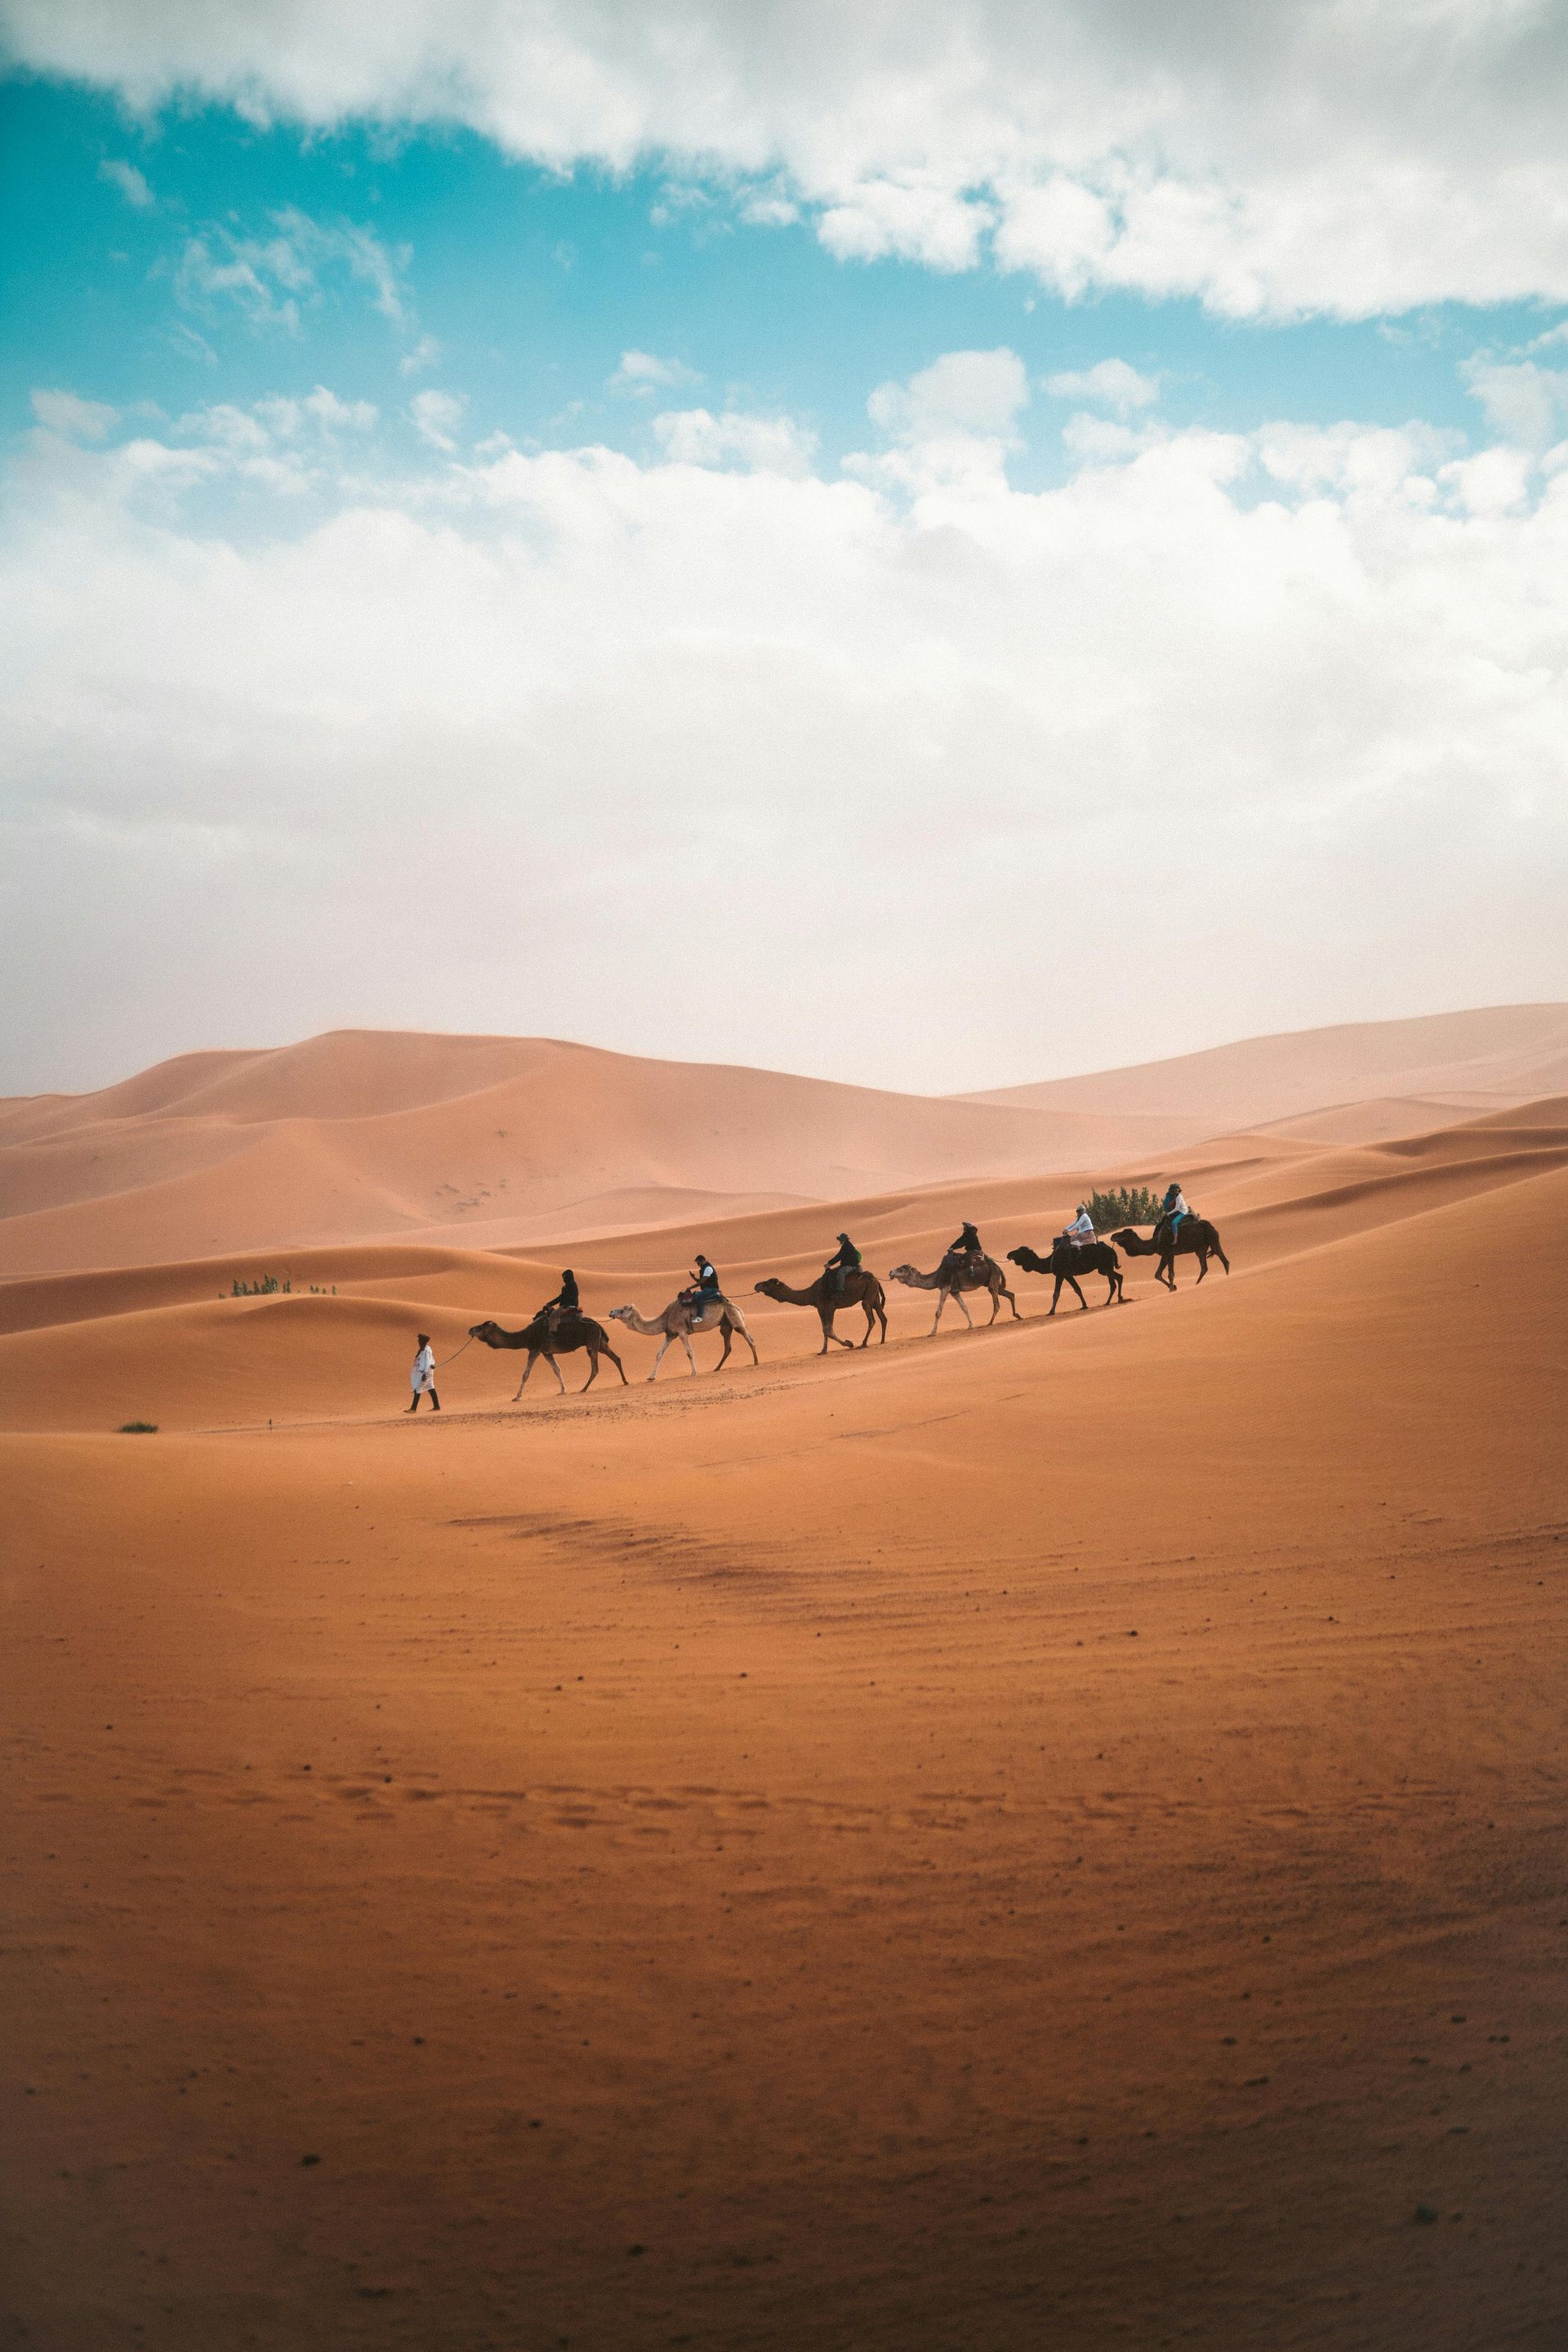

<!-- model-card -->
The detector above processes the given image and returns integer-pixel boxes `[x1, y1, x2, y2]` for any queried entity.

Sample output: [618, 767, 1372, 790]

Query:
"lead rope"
[430, 1333, 477, 1370]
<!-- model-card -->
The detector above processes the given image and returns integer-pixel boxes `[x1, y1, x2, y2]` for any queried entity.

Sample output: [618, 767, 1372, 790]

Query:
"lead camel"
[468, 1312, 628, 1396]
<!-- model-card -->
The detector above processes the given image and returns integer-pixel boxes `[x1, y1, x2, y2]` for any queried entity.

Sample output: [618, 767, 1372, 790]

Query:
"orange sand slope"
[1, 1094, 1563, 1437]
[3, 1081, 1566, 2350]
[0, 1029, 1190, 1276]
[964, 1000, 1568, 1126]
[4, 1004, 1563, 1278]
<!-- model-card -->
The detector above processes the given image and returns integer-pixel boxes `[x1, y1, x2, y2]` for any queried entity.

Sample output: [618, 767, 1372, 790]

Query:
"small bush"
[119, 1420, 158, 1434]
[229, 1273, 291, 1296]
[1087, 1185, 1162, 1232]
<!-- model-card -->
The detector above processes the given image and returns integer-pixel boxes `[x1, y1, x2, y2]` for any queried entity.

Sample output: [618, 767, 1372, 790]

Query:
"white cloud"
[652, 407, 817, 476]
[410, 388, 467, 449]
[1043, 358, 1158, 415]
[858, 348, 1028, 492]
[1462, 357, 1568, 451]
[611, 349, 701, 394]
[176, 207, 411, 336]
[399, 333, 442, 378]
[869, 349, 1028, 442]
[9, 3, 1568, 314]
[6, 402, 1565, 1093]
[29, 388, 120, 440]
[98, 157, 153, 208]
[817, 176, 993, 273]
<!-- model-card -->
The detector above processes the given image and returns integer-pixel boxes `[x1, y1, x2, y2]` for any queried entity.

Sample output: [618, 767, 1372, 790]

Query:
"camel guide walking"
[408, 1333, 440, 1413]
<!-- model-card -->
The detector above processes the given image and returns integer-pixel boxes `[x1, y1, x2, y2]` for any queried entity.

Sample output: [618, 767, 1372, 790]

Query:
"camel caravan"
[454, 1186, 1230, 1397]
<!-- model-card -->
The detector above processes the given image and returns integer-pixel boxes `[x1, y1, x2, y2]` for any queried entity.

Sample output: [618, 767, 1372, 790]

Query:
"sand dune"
[10, 1006, 1561, 1280]
[2, 1097, 1563, 1437]
[5, 1076, 1565, 2350]
[0, 1029, 1199, 1276]
[964, 1000, 1568, 1125]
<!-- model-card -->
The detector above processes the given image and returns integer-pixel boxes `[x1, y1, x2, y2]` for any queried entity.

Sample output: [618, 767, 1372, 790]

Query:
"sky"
[2, 2, 1566, 1098]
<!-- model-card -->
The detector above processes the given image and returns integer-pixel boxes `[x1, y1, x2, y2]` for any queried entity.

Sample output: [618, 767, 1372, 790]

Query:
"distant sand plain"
[3, 1005, 1566, 2350]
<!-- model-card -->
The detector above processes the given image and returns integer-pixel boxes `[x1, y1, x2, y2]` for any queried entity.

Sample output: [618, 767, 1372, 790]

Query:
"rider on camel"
[681, 1253, 722, 1306]
[947, 1221, 983, 1266]
[540, 1269, 580, 1330]
[1156, 1182, 1190, 1244]
[823, 1232, 862, 1297]
[1058, 1202, 1096, 1254]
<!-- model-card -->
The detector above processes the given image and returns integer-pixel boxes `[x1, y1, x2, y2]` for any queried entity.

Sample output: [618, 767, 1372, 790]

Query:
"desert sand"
[6, 1004, 1566, 1278]
[3, 1021, 1566, 2350]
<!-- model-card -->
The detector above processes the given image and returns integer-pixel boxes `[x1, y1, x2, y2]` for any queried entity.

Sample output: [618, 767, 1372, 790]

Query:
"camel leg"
[682, 1333, 698, 1375]
[649, 1332, 673, 1380]
[548, 1353, 567, 1395]
[1004, 1282, 1021, 1321]
[875, 1305, 888, 1343]
[858, 1306, 874, 1348]
[817, 1307, 851, 1364]
[737, 1320, 760, 1365]
[581, 1350, 599, 1392]
[714, 1321, 733, 1369]
[606, 1346, 629, 1384]
[1065, 1275, 1086, 1312]
[1196, 1250, 1209, 1285]
[929, 1287, 948, 1334]
[513, 1350, 537, 1401]
[821, 1307, 852, 1353]
[1049, 1276, 1063, 1317]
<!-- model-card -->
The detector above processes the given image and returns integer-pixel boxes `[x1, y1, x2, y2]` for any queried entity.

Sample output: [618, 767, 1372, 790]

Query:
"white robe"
[411, 1344, 436, 1393]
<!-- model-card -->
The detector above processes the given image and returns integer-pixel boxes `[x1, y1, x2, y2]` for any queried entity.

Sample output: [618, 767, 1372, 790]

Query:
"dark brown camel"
[469, 1313, 628, 1397]
[755, 1268, 889, 1352]
[1109, 1219, 1231, 1292]
[1008, 1240, 1125, 1314]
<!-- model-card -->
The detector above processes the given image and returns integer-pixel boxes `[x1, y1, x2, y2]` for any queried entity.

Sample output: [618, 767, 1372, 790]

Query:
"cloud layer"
[6, 0, 1568, 315]
[4, 364, 1565, 1092]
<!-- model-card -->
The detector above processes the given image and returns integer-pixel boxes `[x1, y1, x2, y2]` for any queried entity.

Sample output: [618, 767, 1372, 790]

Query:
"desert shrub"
[1087, 1185, 1161, 1232]
[229, 1273, 291, 1296]
[119, 1420, 158, 1434]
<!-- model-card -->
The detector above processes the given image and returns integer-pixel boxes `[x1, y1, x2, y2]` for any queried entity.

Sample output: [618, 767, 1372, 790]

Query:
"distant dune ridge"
[0, 1003, 1562, 1279]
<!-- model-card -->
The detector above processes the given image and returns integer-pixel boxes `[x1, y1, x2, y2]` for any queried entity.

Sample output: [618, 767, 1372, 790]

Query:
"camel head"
[468, 1320, 502, 1343]
[754, 1278, 789, 1300]
[607, 1304, 635, 1325]
[886, 1263, 919, 1287]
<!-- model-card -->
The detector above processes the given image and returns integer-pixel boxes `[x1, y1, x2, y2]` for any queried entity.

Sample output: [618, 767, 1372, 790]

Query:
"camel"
[469, 1313, 628, 1397]
[887, 1252, 1021, 1335]
[1008, 1240, 1125, 1314]
[1109, 1218, 1231, 1291]
[608, 1293, 760, 1380]
[755, 1268, 888, 1353]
